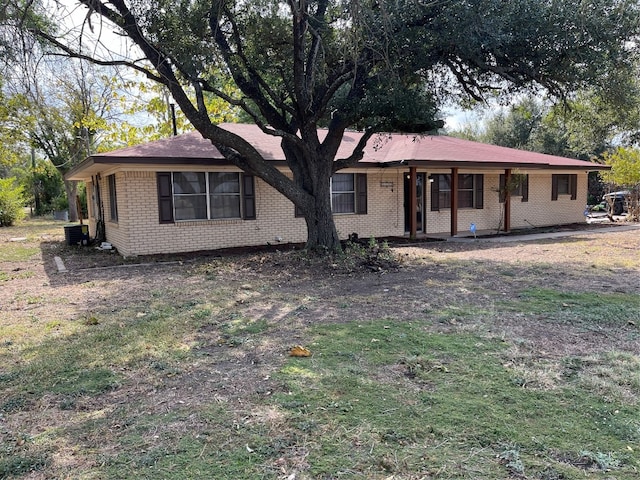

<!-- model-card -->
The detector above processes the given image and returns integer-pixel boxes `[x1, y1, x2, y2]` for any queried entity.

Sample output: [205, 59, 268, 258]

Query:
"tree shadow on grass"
[1, 226, 637, 478]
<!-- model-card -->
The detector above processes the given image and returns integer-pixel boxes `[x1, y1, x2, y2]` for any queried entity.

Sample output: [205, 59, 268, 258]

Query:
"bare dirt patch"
[36, 232, 640, 347]
[4, 223, 639, 357]
[2, 220, 640, 477]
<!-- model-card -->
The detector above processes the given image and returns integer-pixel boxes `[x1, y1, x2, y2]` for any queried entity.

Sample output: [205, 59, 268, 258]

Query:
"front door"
[404, 173, 425, 233]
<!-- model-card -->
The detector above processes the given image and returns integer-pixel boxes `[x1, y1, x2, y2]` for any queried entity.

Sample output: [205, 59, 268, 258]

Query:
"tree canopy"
[604, 148, 640, 188]
[463, 69, 640, 161]
[14, 0, 640, 249]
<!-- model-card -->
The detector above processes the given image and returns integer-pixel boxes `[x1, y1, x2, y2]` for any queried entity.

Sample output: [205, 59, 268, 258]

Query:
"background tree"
[0, 177, 25, 226]
[0, 78, 22, 177]
[25, 61, 112, 221]
[21, 0, 640, 250]
[468, 86, 640, 160]
[603, 147, 640, 221]
[98, 77, 241, 151]
[481, 98, 548, 152]
[4, 55, 130, 221]
[454, 62, 640, 205]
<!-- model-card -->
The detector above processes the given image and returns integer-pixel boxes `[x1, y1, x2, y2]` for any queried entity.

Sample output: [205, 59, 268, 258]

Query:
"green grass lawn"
[1, 218, 640, 479]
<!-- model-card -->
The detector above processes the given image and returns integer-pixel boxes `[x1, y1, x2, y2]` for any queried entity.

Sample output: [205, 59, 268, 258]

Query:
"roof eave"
[64, 157, 97, 181]
[66, 151, 610, 181]
[404, 160, 610, 171]
[64, 155, 291, 180]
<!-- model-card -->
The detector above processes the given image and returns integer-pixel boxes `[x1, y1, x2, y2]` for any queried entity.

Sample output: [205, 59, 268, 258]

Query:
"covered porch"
[404, 166, 525, 239]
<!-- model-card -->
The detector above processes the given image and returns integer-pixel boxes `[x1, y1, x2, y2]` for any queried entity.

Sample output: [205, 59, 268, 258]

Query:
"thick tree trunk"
[65, 180, 78, 222]
[279, 135, 343, 252]
[304, 178, 341, 252]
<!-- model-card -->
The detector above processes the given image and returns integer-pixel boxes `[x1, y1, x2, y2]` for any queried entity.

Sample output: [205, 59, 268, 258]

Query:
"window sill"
[174, 218, 244, 226]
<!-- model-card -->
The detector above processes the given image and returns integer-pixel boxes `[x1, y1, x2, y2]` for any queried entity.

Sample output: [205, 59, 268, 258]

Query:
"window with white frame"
[161, 171, 250, 222]
[331, 173, 356, 213]
[458, 174, 477, 208]
[209, 172, 241, 218]
[173, 172, 208, 220]
[437, 174, 452, 209]
[499, 173, 529, 203]
[556, 175, 570, 195]
[294, 172, 367, 217]
[551, 174, 577, 201]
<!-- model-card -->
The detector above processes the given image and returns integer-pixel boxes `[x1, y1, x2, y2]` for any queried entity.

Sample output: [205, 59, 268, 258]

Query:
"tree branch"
[210, 2, 295, 129]
[332, 127, 377, 172]
[27, 30, 163, 83]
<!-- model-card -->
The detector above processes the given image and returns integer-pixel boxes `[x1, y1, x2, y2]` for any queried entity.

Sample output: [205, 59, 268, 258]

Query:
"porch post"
[409, 166, 417, 239]
[451, 167, 458, 236]
[504, 168, 512, 232]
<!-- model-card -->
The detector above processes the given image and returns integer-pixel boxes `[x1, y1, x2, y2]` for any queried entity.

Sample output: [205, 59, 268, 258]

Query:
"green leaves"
[428, 0, 639, 100]
[0, 177, 26, 227]
[603, 148, 640, 189]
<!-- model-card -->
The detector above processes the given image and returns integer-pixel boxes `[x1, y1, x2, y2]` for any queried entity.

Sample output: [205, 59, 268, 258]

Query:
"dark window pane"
[332, 173, 354, 192]
[173, 172, 206, 194]
[557, 175, 570, 195]
[174, 195, 207, 220]
[210, 172, 240, 194]
[459, 191, 474, 208]
[459, 174, 474, 189]
[511, 174, 526, 196]
[332, 192, 355, 213]
[458, 174, 474, 208]
[439, 174, 451, 191]
[108, 174, 118, 222]
[209, 172, 241, 218]
[210, 194, 241, 218]
[438, 191, 451, 209]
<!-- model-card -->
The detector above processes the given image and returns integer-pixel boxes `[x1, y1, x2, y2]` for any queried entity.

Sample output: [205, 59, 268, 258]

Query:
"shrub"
[0, 177, 26, 227]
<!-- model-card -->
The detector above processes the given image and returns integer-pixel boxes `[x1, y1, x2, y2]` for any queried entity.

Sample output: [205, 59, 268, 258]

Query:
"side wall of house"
[84, 174, 126, 246]
[334, 169, 406, 240]
[102, 172, 128, 251]
[508, 173, 588, 228]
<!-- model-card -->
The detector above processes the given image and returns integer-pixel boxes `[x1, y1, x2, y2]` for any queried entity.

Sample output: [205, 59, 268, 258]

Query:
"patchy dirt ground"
[3, 222, 639, 361]
[1, 221, 640, 477]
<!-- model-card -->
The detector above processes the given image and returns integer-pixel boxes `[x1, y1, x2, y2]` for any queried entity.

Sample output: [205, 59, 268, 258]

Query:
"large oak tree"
[17, 0, 640, 250]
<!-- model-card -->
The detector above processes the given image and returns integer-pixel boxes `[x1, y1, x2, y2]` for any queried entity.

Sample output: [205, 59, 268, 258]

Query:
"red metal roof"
[360, 133, 601, 168]
[69, 122, 605, 179]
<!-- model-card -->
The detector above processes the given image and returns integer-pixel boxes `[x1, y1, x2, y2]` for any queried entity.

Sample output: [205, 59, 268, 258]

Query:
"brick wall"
[97, 170, 405, 256]
[334, 169, 405, 240]
[84, 167, 589, 256]
[424, 170, 588, 235]
[103, 172, 127, 253]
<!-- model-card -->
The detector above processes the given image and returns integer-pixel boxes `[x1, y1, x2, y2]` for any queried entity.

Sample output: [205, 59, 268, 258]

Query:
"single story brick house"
[65, 123, 607, 256]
